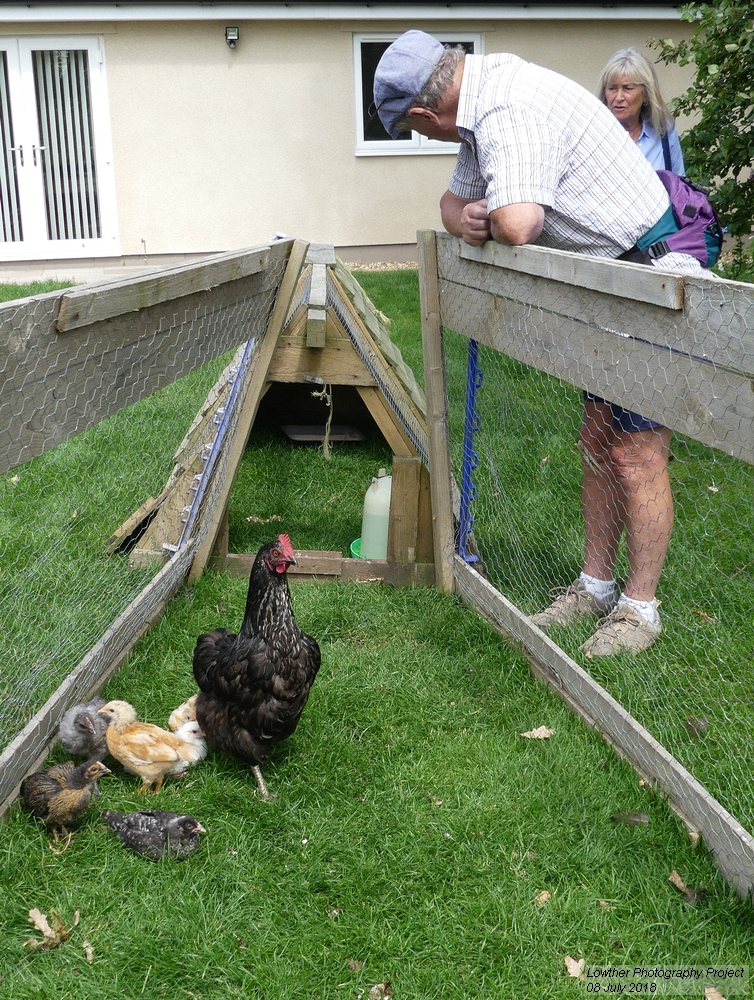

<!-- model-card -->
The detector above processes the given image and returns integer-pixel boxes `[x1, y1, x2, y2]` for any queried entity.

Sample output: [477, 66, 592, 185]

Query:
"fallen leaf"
[24, 908, 70, 950]
[10, 475, 20, 483]
[328, 908, 342, 919]
[707, 485, 719, 493]
[520, 726, 554, 739]
[83, 939, 94, 964]
[27, 909, 55, 940]
[611, 811, 650, 826]
[348, 959, 364, 972]
[689, 830, 701, 849]
[540, 455, 550, 466]
[691, 609, 716, 622]
[245, 514, 283, 523]
[668, 869, 706, 904]
[369, 983, 394, 999]
[534, 890, 551, 907]
[564, 955, 585, 978]
[704, 988, 726, 1000]
[597, 899, 614, 910]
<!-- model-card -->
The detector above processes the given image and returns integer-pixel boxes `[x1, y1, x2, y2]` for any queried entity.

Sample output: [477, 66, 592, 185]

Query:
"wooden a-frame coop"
[108, 242, 436, 586]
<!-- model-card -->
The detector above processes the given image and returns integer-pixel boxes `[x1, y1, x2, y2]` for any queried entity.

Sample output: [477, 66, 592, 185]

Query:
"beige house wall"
[0, 13, 695, 263]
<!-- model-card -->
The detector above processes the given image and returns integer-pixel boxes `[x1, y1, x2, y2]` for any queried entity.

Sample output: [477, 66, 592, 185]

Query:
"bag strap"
[661, 132, 672, 171]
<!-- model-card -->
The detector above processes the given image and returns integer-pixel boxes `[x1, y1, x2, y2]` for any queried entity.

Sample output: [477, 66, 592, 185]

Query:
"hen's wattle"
[192, 534, 321, 799]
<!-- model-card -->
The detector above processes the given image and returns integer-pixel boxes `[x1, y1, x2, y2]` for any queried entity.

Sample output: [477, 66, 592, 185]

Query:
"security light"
[225, 27, 239, 49]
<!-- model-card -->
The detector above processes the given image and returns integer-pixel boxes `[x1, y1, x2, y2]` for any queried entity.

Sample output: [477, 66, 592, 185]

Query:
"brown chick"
[168, 693, 199, 732]
[98, 700, 203, 794]
[20, 759, 111, 840]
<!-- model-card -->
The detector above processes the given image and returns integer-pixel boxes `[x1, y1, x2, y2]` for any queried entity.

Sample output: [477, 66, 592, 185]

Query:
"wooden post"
[416, 461, 434, 564]
[387, 455, 422, 564]
[417, 229, 455, 592]
[208, 503, 230, 571]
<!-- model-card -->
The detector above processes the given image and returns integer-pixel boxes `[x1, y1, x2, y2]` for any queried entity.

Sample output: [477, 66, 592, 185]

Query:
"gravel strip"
[348, 261, 419, 271]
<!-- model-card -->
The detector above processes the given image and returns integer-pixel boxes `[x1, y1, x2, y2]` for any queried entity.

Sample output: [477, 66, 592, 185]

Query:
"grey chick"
[59, 697, 109, 759]
[101, 809, 206, 860]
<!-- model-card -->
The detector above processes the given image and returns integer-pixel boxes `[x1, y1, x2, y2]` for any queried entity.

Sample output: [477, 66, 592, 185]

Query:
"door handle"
[33, 144, 46, 166]
[9, 145, 23, 166]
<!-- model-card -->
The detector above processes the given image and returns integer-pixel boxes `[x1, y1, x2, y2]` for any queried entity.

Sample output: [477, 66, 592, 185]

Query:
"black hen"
[102, 809, 205, 860]
[193, 534, 321, 799]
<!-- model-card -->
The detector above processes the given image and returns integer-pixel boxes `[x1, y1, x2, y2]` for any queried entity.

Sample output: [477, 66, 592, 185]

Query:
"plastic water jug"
[360, 468, 392, 560]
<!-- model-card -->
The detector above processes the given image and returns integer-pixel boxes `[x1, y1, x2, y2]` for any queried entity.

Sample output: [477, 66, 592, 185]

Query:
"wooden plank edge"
[0, 542, 196, 818]
[219, 551, 435, 586]
[452, 557, 754, 898]
[55, 245, 273, 332]
[450, 233, 685, 310]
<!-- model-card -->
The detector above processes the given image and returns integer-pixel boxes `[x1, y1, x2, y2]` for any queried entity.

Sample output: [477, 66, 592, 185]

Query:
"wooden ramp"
[107, 244, 436, 587]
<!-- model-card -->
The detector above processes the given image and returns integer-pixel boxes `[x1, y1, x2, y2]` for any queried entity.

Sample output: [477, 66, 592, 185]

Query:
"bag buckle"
[647, 240, 670, 259]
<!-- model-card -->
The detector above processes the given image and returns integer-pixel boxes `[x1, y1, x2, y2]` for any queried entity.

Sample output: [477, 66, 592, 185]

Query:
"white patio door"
[0, 36, 119, 260]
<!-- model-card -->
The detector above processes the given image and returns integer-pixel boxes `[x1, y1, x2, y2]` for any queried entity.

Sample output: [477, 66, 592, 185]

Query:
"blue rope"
[458, 339, 482, 563]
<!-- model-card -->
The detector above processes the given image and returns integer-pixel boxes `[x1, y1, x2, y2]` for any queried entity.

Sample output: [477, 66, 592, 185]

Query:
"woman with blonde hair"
[598, 47, 684, 173]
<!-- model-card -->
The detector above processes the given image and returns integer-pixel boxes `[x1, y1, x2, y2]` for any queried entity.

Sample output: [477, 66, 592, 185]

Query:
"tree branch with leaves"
[653, 1, 754, 279]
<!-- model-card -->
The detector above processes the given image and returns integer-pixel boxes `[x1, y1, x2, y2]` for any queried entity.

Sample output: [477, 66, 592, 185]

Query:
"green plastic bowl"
[350, 538, 362, 558]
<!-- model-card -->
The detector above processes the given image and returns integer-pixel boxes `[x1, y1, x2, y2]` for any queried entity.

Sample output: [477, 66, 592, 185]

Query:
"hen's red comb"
[277, 533, 293, 550]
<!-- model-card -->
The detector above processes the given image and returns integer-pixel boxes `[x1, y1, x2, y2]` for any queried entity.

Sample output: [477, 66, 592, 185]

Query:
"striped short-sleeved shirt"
[450, 54, 670, 258]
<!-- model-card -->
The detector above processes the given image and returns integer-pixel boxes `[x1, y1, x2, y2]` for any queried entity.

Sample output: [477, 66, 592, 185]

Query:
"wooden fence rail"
[419, 229, 754, 897]
[0, 240, 301, 815]
[0, 241, 292, 476]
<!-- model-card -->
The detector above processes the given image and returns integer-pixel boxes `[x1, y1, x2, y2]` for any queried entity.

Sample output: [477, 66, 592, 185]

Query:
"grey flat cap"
[373, 30, 445, 139]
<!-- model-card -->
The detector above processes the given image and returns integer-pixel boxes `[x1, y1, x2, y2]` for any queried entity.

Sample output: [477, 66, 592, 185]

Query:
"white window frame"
[353, 32, 483, 157]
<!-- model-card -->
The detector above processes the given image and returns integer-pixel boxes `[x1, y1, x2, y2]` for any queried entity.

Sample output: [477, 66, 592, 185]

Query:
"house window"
[354, 33, 482, 156]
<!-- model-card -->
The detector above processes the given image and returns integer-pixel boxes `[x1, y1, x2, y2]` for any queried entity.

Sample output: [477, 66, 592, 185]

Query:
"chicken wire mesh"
[431, 235, 754, 858]
[0, 251, 288, 762]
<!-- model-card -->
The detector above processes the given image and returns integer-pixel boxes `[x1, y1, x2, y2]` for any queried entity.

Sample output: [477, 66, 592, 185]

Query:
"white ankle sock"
[579, 573, 617, 604]
[617, 594, 659, 625]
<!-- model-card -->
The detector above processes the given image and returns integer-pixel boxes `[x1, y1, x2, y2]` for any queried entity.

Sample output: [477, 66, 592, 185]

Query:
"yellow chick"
[98, 700, 202, 794]
[168, 693, 199, 732]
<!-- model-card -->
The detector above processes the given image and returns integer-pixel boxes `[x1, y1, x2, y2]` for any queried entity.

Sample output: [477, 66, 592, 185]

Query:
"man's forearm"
[440, 191, 491, 246]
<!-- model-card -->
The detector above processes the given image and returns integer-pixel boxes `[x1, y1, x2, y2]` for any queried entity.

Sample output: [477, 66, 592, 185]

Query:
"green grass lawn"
[0, 279, 74, 302]
[1, 272, 753, 998]
[2, 576, 752, 1000]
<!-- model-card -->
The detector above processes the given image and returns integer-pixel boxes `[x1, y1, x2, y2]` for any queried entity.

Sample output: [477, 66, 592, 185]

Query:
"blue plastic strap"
[458, 339, 482, 563]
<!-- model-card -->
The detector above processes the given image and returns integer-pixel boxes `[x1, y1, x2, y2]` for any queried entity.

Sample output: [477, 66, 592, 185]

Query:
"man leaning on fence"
[373, 31, 706, 656]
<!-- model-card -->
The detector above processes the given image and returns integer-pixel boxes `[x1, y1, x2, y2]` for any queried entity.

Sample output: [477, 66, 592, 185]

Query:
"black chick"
[58, 697, 109, 759]
[101, 809, 206, 860]
[20, 759, 112, 840]
[193, 534, 321, 800]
